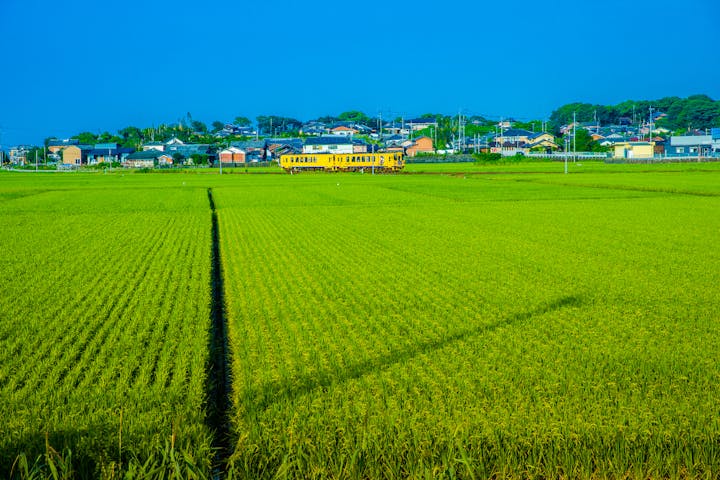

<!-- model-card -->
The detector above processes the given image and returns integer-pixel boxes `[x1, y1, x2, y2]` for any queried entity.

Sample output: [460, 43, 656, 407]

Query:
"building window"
[677, 147, 684, 153]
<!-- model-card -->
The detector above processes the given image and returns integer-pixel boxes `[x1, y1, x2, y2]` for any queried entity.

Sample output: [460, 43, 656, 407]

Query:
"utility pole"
[573, 111, 577, 162]
[594, 109, 599, 135]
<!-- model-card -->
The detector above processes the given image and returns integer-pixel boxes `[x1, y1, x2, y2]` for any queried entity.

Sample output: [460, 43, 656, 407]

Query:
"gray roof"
[126, 150, 170, 160]
[48, 139, 79, 147]
[231, 140, 265, 149]
[501, 128, 533, 137]
[165, 144, 212, 155]
[266, 138, 303, 147]
[304, 136, 353, 146]
[405, 118, 437, 124]
[90, 147, 134, 155]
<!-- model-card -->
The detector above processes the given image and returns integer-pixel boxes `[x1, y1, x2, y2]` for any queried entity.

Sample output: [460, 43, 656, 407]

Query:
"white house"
[302, 136, 354, 154]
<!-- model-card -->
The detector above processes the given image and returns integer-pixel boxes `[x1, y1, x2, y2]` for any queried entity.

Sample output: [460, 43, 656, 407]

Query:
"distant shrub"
[472, 152, 502, 163]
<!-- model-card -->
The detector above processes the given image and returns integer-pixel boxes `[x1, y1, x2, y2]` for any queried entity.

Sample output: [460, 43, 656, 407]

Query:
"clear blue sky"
[1, 0, 719, 146]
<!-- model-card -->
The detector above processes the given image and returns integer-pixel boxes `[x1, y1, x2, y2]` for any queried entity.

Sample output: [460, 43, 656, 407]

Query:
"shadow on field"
[247, 295, 584, 414]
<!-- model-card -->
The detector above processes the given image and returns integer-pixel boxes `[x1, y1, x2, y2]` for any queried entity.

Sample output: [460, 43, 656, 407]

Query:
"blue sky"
[1, 0, 719, 146]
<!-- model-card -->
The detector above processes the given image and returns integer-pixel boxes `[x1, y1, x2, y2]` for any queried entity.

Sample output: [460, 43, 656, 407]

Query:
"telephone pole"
[573, 111, 577, 162]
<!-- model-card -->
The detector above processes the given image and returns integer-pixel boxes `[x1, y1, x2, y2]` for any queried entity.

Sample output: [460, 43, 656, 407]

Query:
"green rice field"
[1, 163, 719, 478]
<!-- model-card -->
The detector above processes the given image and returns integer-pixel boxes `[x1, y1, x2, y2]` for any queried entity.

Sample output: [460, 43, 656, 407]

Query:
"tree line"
[549, 95, 720, 133]
[42, 95, 719, 151]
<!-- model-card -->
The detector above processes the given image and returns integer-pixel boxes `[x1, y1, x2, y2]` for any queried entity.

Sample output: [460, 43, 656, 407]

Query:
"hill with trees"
[549, 95, 720, 133]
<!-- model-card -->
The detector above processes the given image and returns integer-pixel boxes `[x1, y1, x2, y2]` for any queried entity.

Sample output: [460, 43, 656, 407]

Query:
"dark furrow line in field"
[206, 188, 232, 474]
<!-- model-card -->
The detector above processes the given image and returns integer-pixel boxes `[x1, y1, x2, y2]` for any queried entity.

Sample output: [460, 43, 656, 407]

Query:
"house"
[303, 136, 354, 154]
[499, 128, 534, 145]
[352, 138, 373, 153]
[300, 121, 328, 136]
[218, 147, 246, 164]
[613, 142, 655, 159]
[164, 144, 214, 164]
[232, 140, 266, 161]
[217, 124, 257, 137]
[62, 145, 94, 165]
[666, 134, 714, 156]
[265, 138, 303, 159]
[9, 146, 31, 164]
[47, 139, 79, 154]
[142, 141, 165, 152]
[406, 136, 434, 157]
[405, 118, 438, 131]
[87, 143, 134, 164]
[123, 150, 173, 168]
[330, 125, 359, 136]
[600, 133, 627, 144]
[525, 132, 559, 152]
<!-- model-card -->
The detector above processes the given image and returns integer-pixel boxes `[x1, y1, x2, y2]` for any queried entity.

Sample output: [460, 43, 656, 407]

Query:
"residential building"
[87, 143, 134, 164]
[302, 136, 354, 154]
[330, 125, 359, 136]
[352, 138, 373, 153]
[406, 136, 434, 157]
[47, 139, 79, 154]
[266, 138, 303, 159]
[405, 118, 438, 131]
[9, 146, 31, 164]
[123, 150, 173, 168]
[62, 145, 94, 165]
[142, 141, 165, 152]
[666, 132, 719, 156]
[300, 121, 328, 136]
[613, 142, 655, 159]
[232, 140, 266, 161]
[218, 147, 246, 164]
[164, 143, 214, 163]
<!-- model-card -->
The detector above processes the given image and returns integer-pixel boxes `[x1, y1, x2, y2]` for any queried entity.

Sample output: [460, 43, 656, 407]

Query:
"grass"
[1, 162, 719, 478]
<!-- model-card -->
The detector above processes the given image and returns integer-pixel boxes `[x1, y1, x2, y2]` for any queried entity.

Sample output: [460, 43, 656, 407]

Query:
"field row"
[0, 186, 214, 475]
[1, 170, 719, 478]
[214, 175, 720, 477]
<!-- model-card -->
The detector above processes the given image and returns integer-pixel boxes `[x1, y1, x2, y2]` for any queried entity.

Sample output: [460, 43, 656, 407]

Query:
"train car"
[279, 152, 404, 173]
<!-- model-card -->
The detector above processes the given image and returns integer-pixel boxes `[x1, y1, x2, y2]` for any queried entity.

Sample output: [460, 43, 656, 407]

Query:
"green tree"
[317, 115, 339, 124]
[191, 121, 208, 133]
[190, 153, 209, 165]
[256, 116, 301, 135]
[234, 117, 251, 127]
[338, 111, 370, 126]
[564, 129, 604, 152]
[211, 121, 224, 133]
[73, 132, 98, 145]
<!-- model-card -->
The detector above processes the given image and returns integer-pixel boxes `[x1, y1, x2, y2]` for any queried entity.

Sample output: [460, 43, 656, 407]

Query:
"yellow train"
[279, 152, 404, 172]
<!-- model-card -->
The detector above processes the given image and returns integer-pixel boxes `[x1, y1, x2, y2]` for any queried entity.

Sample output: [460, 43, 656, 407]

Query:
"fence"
[213, 161, 274, 168]
[406, 154, 476, 164]
[605, 156, 720, 164]
[525, 152, 610, 160]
